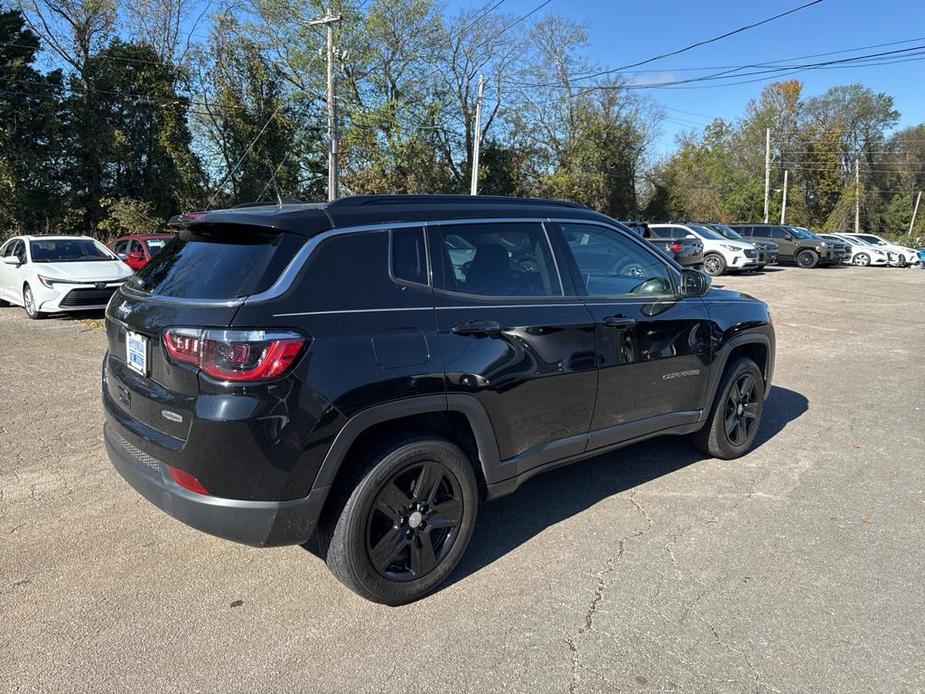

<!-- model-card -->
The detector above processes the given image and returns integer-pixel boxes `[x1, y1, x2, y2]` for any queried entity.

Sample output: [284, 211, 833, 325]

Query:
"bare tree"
[18, 0, 117, 75]
[125, 0, 195, 61]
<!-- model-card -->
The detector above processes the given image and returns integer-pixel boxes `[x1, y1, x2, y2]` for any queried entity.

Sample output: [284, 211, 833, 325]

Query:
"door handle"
[602, 315, 637, 330]
[452, 319, 502, 336]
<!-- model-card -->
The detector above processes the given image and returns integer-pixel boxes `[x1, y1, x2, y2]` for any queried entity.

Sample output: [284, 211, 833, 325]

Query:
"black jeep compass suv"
[103, 195, 775, 604]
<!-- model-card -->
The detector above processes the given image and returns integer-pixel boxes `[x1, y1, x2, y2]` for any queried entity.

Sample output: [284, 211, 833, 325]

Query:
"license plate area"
[126, 330, 148, 376]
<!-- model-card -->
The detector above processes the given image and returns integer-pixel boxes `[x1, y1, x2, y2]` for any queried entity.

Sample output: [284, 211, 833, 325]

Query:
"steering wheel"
[627, 277, 668, 295]
[612, 259, 647, 278]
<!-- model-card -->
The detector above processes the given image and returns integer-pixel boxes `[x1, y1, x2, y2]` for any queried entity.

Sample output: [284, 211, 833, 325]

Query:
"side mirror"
[2, 256, 20, 266]
[784, 233, 793, 241]
[116, 253, 128, 260]
[679, 268, 710, 296]
[128, 251, 144, 261]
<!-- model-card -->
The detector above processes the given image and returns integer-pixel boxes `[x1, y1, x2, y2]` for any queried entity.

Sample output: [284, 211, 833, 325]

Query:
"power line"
[506, 0, 824, 88]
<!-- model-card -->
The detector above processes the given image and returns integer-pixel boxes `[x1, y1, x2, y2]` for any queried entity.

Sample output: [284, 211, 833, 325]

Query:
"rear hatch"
[104, 224, 307, 444]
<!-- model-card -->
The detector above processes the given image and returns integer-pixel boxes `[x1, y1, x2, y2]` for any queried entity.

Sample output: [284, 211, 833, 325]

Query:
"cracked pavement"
[2, 266, 924, 693]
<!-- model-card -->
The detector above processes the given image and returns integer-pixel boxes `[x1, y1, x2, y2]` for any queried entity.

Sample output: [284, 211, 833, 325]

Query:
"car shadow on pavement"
[441, 385, 808, 591]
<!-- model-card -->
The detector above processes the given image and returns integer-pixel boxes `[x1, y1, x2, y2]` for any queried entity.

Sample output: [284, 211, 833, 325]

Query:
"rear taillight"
[670, 241, 682, 254]
[163, 328, 306, 382]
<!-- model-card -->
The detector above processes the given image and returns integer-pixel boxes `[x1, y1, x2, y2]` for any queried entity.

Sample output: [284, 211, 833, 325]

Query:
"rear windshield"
[144, 237, 170, 255]
[125, 227, 305, 299]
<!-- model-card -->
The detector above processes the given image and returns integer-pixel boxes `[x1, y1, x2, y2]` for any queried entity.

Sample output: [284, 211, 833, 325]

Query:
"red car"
[109, 234, 175, 271]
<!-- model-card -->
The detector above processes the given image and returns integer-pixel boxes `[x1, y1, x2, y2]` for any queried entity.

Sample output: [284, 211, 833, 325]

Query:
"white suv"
[0, 235, 133, 319]
[840, 233, 919, 267]
[650, 223, 759, 276]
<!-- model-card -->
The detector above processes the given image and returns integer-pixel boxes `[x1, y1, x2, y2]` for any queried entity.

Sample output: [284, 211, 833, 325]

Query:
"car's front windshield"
[709, 223, 743, 240]
[787, 227, 814, 240]
[688, 224, 725, 240]
[30, 238, 116, 262]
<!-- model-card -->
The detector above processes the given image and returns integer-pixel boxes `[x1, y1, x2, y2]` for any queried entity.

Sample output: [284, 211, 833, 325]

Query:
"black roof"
[186, 194, 610, 236]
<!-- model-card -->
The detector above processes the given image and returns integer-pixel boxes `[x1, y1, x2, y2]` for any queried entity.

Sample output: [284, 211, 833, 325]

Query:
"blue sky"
[445, 0, 925, 154]
[167, 0, 923, 155]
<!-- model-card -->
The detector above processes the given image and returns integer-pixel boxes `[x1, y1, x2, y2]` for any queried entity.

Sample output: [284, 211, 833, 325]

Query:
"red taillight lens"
[163, 328, 201, 365]
[167, 465, 208, 495]
[163, 329, 306, 382]
[670, 241, 682, 254]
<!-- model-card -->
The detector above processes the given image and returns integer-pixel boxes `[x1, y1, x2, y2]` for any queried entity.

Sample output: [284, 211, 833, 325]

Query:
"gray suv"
[731, 224, 842, 268]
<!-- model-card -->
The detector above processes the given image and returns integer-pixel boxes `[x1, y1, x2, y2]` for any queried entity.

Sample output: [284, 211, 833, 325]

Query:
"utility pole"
[780, 170, 789, 224]
[763, 128, 771, 223]
[854, 158, 860, 233]
[309, 12, 342, 201]
[910, 191, 922, 234]
[470, 75, 484, 196]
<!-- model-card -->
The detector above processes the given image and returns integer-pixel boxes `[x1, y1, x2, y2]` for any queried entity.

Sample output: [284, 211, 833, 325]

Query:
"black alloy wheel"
[691, 356, 764, 459]
[366, 461, 464, 581]
[321, 438, 479, 605]
[723, 373, 760, 446]
[796, 249, 819, 268]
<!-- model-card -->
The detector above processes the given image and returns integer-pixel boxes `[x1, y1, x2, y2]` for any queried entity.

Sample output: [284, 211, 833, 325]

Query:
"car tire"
[703, 253, 726, 276]
[796, 250, 819, 268]
[320, 437, 479, 605]
[854, 253, 870, 267]
[691, 357, 764, 460]
[23, 284, 43, 320]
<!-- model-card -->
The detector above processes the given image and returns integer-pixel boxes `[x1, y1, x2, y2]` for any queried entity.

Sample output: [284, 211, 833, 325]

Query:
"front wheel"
[796, 249, 819, 268]
[23, 284, 43, 319]
[703, 253, 726, 276]
[691, 357, 764, 459]
[320, 438, 479, 605]
[854, 253, 870, 267]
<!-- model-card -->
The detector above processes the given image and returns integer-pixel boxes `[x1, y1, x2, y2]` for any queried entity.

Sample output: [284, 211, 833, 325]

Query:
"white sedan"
[0, 235, 134, 319]
[839, 233, 920, 267]
[823, 234, 892, 266]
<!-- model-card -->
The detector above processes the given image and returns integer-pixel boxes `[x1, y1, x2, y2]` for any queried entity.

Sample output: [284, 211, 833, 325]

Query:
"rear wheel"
[320, 438, 479, 605]
[23, 284, 43, 319]
[691, 357, 764, 459]
[703, 253, 726, 276]
[796, 249, 819, 268]
[854, 253, 870, 267]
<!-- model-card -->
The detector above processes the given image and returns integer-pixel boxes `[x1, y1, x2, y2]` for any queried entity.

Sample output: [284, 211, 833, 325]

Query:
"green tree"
[0, 9, 67, 233]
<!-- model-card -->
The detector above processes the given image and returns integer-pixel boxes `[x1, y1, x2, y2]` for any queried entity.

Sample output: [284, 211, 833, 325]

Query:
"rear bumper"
[104, 420, 327, 547]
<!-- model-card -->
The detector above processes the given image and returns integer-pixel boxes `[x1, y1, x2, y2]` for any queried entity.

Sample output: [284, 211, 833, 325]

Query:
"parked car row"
[617, 220, 921, 276]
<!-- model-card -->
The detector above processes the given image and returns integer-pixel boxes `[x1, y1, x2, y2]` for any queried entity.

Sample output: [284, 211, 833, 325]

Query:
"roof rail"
[231, 198, 305, 209]
[325, 194, 588, 210]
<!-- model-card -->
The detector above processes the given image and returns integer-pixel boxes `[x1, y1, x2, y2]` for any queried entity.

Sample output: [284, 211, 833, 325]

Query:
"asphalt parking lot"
[1, 265, 923, 693]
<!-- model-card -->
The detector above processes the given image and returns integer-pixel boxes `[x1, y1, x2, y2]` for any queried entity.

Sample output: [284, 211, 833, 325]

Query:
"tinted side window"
[649, 226, 670, 239]
[434, 222, 560, 297]
[13, 240, 26, 262]
[130, 239, 144, 254]
[738, 227, 753, 237]
[770, 227, 787, 239]
[561, 223, 674, 298]
[113, 240, 128, 255]
[391, 228, 428, 285]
